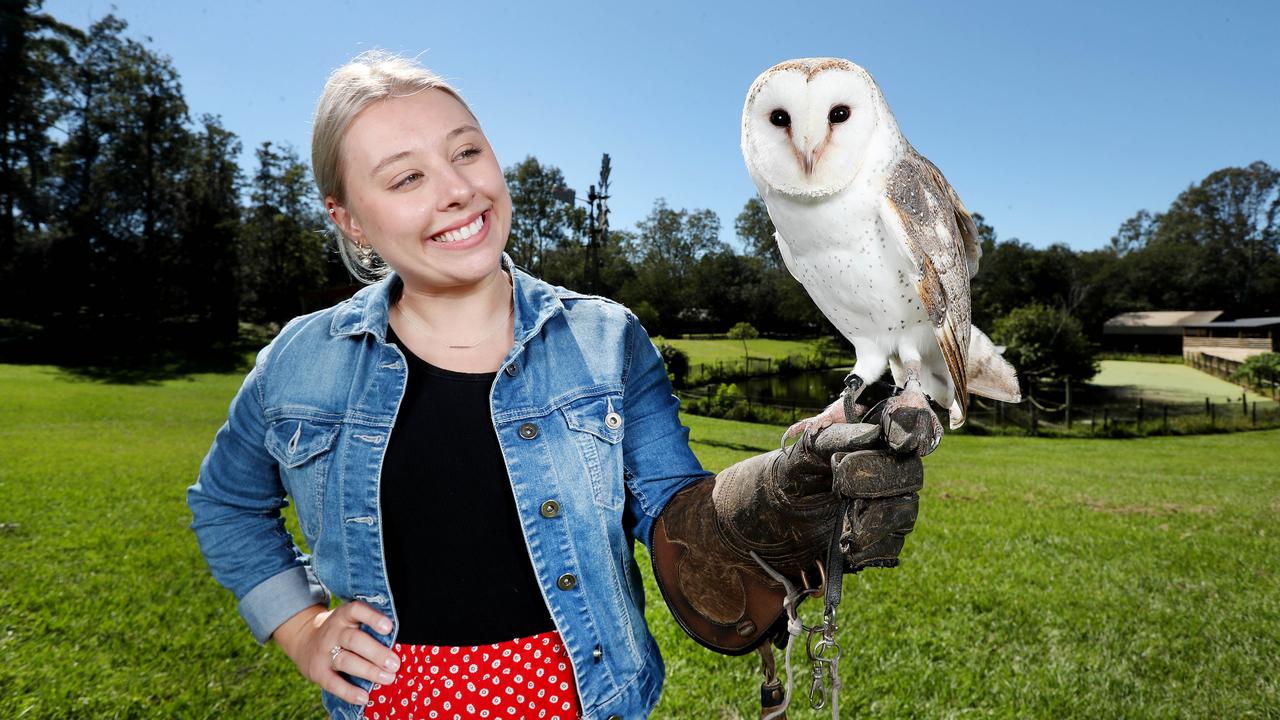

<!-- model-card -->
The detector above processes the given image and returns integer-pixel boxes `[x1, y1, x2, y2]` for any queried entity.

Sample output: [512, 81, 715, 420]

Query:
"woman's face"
[330, 88, 511, 291]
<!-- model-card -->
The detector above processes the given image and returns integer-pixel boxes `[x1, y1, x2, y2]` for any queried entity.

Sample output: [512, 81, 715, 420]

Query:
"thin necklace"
[396, 274, 514, 349]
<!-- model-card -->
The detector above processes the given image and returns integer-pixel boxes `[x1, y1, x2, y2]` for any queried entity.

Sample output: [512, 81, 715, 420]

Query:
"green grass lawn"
[654, 336, 853, 368]
[1, 364, 1277, 718]
[1091, 360, 1273, 405]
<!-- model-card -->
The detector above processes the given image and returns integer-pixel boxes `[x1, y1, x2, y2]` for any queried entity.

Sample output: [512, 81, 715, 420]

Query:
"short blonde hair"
[311, 50, 473, 283]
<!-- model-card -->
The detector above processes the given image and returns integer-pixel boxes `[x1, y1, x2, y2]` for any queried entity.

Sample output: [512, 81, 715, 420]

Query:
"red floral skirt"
[363, 629, 580, 720]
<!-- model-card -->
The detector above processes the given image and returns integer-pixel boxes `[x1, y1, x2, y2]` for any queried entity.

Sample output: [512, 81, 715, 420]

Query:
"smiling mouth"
[429, 211, 487, 243]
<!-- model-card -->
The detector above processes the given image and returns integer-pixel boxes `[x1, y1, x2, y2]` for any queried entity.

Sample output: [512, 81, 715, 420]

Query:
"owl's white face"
[742, 60, 884, 199]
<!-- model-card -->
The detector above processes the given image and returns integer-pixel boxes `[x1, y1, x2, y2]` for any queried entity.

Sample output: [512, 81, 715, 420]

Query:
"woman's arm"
[618, 311, 715, 548]
[185, 353, 331, 645]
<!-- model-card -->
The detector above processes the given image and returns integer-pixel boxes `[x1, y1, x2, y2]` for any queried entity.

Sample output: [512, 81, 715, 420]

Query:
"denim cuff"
[238, 564, 331, 645]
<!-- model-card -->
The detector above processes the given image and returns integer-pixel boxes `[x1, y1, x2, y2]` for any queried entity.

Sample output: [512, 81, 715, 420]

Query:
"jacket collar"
[329, 253, 563, 345]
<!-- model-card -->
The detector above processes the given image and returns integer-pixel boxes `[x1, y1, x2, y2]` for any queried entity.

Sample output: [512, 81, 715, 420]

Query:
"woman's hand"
[271, 602, 401, 706]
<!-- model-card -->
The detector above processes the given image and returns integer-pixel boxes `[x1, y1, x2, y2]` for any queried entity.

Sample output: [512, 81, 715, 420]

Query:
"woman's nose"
[435, 165, 475, 211]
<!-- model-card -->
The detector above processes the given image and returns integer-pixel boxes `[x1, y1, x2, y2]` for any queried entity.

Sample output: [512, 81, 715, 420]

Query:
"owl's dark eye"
[828, 105, 851, 124]
[769, 109, 791, 127]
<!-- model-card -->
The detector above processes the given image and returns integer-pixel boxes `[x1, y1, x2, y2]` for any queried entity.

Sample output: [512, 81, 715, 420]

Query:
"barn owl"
[741, 57, 1020, 454]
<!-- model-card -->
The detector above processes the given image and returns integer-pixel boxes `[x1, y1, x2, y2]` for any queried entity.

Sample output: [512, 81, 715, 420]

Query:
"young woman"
[188, 51, 923, 720]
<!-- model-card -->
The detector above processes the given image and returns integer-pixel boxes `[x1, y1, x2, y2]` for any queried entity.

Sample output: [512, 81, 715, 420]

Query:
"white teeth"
[431, 213, 485, 243]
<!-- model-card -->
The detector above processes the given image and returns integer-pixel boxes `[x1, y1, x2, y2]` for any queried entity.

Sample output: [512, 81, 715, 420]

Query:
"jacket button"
[556, 573, 577, 590]
[592, 646, 603, 662]
[518, 422, 539, 440]
[540, 500, 561, 518]
[504, 362, 519, 376]
[605, 412, 622, 429]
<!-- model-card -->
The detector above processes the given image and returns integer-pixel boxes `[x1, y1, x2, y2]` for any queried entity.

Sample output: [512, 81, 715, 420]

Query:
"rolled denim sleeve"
[620, 313, 714, 547]
[186, 348, 330, 645]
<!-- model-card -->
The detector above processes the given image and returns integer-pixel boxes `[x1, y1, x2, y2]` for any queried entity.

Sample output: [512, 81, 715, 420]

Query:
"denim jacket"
[187, 254, 713, 719]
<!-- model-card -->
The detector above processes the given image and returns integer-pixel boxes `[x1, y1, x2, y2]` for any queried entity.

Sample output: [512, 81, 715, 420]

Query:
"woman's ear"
[326, 198, 363, 242]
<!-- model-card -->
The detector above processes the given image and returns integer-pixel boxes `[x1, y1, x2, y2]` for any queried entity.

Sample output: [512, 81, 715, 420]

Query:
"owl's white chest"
[766, 186, 928, 343]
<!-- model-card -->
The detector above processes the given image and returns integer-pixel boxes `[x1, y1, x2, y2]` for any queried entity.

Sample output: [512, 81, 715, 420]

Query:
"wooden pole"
[1065, 379, 1073, 429]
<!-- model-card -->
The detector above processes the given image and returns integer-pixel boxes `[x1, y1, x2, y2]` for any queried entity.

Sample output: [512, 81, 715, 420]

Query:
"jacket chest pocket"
[265, 418, 340, 540]
[559, 393, 625, 511]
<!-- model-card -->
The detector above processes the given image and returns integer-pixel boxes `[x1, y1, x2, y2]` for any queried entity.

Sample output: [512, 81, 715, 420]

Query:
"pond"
[708, 367, 852, 410]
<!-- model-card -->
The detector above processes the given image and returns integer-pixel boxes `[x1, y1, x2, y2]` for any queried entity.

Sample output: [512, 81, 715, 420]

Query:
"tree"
[991, 303, 1098, 393]
[37, 13, 194, 353]
[0, 0, 81, 274]
[735, 196, 781, 269]
[727, 321, 759, 369]
[1230, 352, 1280, 390]
[504, 156, 579, 277]
[239, 142, 328, 324]
[620, 198, 724, 334]
[175, 114, 243, 343]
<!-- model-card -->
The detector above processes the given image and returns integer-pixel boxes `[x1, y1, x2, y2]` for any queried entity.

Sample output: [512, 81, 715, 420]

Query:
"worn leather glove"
[652, 408, 924, 655]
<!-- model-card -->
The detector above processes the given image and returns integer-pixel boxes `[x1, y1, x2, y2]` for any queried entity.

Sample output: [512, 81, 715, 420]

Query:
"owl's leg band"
[841, 372, 866, 426]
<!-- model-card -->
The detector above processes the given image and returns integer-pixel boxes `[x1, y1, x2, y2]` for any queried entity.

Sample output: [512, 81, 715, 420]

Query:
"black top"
[380, 324, 555, 645]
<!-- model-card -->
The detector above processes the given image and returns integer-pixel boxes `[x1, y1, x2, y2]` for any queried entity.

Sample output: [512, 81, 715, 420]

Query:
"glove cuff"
[651, 478, 792, 655]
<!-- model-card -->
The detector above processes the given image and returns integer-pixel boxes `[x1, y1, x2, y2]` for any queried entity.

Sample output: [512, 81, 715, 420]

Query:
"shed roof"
[1103, 310, 1222, 333]
[1185, 316, 1280, 330]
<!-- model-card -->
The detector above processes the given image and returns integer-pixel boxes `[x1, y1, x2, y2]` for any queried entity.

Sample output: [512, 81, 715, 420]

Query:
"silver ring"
[329, 644, 344, 670]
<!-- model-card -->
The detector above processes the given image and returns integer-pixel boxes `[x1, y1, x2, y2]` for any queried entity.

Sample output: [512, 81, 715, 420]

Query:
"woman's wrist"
[271, 603, 329, 661]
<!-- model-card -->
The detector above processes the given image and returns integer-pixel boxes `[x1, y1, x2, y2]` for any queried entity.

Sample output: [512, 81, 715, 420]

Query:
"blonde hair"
[311, 50, 474, 283]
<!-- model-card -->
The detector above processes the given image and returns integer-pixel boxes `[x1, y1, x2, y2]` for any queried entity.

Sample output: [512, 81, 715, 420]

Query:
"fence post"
[1138, 398, 1144, 433]
[1252, 401, 1257, 427]
[1210, 403, 1216, 428]
[1028, 387, 1038, 436]
[1242, 391, 1247, 416]
[1205, 397, 1210, 416]
[1065, 379, 1072, 430]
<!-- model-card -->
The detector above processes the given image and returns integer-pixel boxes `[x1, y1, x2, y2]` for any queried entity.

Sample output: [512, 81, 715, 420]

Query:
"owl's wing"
[879, 149, 976, 424]
[773, 230, 801, 282]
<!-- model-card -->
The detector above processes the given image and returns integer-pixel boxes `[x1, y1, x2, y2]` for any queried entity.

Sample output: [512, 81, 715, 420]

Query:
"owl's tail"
[964, 326, 1021, 403]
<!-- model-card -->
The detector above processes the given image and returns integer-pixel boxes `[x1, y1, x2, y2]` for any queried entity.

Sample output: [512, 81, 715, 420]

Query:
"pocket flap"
[560, 393, 624, 445]
[265, 419, 339, 468]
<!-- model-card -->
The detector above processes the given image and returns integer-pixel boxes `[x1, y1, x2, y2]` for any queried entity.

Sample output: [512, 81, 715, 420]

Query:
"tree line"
[3, 2, 1277, 381]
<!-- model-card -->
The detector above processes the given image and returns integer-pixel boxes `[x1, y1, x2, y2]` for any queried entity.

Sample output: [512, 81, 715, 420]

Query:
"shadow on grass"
[53, 345, 257, 385]
[1, 329, 263, 385]
[691, 437, 774, 454]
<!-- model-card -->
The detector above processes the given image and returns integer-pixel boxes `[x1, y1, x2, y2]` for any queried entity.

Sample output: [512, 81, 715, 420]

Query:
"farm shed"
[1183, 316, 1280, 379]
[1102, 310, 1223, 354]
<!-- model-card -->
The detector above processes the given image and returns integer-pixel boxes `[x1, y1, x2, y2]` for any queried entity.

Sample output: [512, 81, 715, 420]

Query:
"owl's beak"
[802, 149, 816, 175]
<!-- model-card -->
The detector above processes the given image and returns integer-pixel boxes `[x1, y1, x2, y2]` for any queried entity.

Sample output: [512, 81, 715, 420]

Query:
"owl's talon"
[881, 389, 944, 457]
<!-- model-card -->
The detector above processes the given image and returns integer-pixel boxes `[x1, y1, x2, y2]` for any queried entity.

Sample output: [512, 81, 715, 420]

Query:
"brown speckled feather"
[881, 147, 978, 423]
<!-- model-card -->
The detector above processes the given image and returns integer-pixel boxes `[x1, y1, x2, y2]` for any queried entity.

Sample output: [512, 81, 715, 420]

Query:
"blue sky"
[46, 0, 1280, 252]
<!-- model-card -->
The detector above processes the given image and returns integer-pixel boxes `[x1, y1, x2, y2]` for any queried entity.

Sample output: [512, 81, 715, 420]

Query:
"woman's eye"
[457, 147, 483, 161]
[393, 173, 421, 189]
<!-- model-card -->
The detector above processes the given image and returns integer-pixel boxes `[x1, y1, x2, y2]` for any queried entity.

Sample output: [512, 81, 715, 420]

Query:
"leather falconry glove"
[651, 384, 924, 655]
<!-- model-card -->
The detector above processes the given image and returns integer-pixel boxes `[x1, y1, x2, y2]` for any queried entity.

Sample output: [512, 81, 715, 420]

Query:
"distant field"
[1091, 360, 1273, 405]
[1, 364, 1277, 718]
[654, 336, 853, 367]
